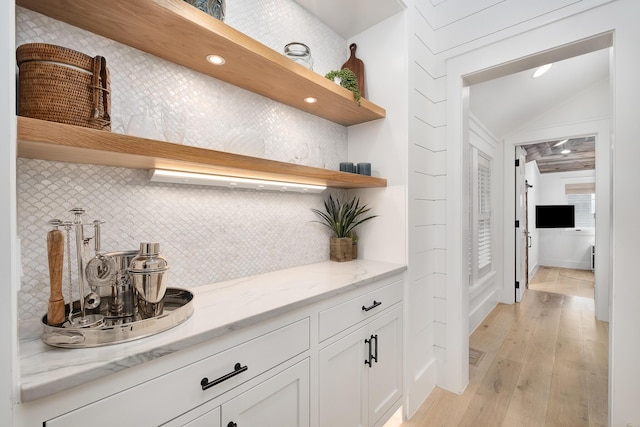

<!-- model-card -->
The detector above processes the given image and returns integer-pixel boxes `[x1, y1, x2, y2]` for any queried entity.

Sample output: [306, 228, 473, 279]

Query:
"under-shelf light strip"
[149, 169, 326, 194]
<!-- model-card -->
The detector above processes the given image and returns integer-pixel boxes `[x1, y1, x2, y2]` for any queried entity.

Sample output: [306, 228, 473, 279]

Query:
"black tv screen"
[536, 205, 575, 228]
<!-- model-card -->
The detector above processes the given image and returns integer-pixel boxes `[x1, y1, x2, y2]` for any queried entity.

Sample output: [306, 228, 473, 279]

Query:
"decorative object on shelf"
[16, 43, 111, 130]
[339, 162, 355, 173]
[284, 42, 314, 70]
[325, 68, 361, 106]
[184, 0, 225, 21]
[341, 43, 365, 99]
[223, 127, 265, 157]
[356, 162, 371, 176]
[311, 195, 378, 262]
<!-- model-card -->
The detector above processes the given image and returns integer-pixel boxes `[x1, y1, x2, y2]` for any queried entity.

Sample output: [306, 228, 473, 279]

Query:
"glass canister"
[284, 42, 314, 70]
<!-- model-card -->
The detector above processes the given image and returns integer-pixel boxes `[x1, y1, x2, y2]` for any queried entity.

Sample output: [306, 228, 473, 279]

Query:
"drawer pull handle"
[201, 363, 248, 391]
[362, 300, 382, 312]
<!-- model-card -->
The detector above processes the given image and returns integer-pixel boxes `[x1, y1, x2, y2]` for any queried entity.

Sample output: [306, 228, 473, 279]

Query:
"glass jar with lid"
[284, 42, 314, 70]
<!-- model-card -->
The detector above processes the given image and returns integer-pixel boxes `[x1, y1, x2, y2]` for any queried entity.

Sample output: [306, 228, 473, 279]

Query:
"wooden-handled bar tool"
[47, 219, 66, 326]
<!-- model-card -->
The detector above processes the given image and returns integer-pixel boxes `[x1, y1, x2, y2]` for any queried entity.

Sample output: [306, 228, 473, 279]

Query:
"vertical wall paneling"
[1, 0, 17, 423]
[403, 0, 443, 416]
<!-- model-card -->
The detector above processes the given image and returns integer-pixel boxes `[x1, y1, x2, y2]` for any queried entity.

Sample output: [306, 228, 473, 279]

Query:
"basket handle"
[99, 56, 111, 123]
[90, 55, 111, 125]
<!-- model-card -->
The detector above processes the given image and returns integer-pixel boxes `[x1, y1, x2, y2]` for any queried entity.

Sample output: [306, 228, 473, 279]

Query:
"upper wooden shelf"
[17, 117, 387, 189]
[16, 0, 386, 127]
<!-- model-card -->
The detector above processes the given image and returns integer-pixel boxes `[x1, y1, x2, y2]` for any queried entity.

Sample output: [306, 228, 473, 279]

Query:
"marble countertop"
[18, 259, 406, 402]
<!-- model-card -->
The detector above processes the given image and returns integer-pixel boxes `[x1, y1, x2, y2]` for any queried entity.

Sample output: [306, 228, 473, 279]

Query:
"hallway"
[398, 268, 608, 426]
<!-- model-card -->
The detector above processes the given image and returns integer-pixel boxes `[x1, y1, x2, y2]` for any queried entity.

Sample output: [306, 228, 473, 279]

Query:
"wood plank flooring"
[390, 267, 608, 427]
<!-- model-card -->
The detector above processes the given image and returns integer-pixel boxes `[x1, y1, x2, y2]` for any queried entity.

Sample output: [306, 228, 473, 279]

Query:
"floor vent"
[469, 348, 485, 367]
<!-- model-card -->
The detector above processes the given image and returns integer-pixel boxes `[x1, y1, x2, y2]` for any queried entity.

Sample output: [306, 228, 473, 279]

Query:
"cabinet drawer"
[46, 318, 310, 427]
[318, 280, 401, 342]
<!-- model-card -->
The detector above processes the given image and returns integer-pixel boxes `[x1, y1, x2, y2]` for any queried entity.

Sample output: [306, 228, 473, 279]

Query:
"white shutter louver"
[477, 157, 491, 273]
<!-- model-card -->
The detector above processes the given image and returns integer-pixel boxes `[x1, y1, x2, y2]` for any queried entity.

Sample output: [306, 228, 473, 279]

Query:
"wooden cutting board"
[341, 43, 365, 99]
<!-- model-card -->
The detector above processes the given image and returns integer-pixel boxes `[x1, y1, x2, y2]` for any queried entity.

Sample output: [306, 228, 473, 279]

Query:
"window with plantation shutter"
[469, 146, 493, 285]
[477, 155, 492, 276]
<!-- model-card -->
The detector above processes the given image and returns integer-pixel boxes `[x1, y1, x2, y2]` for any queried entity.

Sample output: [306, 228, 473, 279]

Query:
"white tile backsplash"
[16, 2, 351, 321]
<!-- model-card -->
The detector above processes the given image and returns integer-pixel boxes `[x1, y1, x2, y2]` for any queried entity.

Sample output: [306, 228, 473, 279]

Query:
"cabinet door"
[318, 327, 368, 427]
[183, 407, 221, 427]
[222, 359, 309, 427]
[367, 307, 402, 426]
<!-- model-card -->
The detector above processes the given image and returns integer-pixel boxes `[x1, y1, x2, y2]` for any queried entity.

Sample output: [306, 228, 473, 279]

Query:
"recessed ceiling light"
[561, 149, 571, 154]
[206, 54, 225, 65]
[304, 97, 317, 104]
[532, 63, 552, 78]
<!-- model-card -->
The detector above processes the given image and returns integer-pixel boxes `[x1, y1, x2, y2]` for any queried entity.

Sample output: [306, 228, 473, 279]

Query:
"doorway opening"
[465, 36, 611, 322]
[515, 136, 598, 303]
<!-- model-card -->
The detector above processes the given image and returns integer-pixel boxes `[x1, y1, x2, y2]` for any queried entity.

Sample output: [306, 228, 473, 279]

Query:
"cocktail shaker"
[128, 243, 169, 318]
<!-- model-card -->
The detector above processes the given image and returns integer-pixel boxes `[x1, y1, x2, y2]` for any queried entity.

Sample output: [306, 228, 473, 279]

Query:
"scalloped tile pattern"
[16, 2, 351, 321]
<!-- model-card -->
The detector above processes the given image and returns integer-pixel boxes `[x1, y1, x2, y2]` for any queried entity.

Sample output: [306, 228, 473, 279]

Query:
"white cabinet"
[319, 324, 368, 427]
[29, 273, 404, 427]
[319, 306, 402, 427]
[222, 359, 309, 427]
[174, 359, 309, 427]
[182, 407, 221, 427]
[45, 319, 309, 427]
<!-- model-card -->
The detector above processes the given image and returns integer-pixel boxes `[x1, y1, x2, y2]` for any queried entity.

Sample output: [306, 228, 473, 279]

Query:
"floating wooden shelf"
[16, 0, 386, 126]
[17, 117, 387, 189]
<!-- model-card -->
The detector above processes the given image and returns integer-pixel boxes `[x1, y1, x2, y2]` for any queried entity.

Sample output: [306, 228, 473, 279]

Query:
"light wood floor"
[528, 266, 596, 299]
[391, 267, 608, 427]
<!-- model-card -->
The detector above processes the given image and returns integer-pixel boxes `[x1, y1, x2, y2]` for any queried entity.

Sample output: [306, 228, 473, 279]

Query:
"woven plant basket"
[330, 237, 353, 262]
[16, 43, 111, 130]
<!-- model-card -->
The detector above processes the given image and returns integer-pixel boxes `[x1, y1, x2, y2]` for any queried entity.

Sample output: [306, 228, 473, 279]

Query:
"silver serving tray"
[41, 288, 194, 348]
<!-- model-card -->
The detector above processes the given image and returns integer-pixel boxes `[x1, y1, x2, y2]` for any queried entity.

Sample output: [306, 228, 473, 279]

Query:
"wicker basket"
[16, 43, 111, 130]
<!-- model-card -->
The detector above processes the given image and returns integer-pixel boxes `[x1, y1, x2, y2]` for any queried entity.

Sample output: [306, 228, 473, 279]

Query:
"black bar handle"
[371, 334, 378, 363]
[362, 300, 382, 312]
[364, 337, 373, 367]
[201, 363, 248, 391]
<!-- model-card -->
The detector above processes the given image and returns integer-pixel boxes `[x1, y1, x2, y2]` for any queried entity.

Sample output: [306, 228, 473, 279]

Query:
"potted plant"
[325, 68, 361, 106]
[311, 195, 377, 262]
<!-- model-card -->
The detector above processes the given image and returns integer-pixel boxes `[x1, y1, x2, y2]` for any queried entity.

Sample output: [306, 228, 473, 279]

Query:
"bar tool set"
[41, 208, 193, 348]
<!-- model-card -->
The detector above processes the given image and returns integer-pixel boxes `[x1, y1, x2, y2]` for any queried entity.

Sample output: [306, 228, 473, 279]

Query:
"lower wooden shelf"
[16, 117, 387, 189]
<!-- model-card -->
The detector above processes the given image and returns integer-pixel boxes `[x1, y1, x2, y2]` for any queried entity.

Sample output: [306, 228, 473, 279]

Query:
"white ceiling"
[292, 0, 406, 39]
[469, 48, 610, 140]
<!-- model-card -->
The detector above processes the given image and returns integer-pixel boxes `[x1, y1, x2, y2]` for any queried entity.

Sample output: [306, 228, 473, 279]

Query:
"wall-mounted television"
[535, 205, 575, 228]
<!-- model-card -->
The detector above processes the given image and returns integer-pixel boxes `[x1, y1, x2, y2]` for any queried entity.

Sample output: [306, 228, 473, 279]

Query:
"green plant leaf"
[324, 68, 361, 106]
[310, 194, 378, 238]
